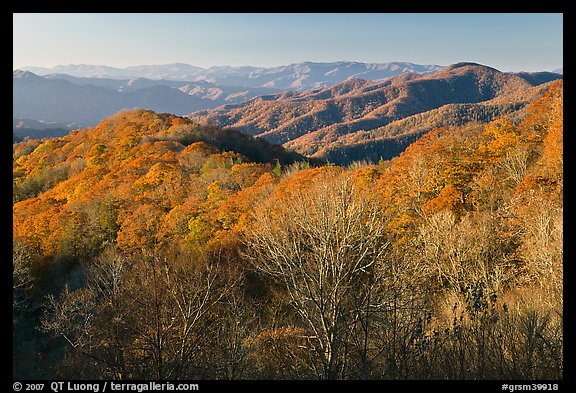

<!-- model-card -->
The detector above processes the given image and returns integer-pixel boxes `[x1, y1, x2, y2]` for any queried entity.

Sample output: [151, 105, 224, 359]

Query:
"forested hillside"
[190, 63, 561, 163]
[13, 81, 562, 380]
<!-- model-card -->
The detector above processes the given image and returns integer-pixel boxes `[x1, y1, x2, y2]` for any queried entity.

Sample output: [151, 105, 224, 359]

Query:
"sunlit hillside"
[13, 81, 562, 380]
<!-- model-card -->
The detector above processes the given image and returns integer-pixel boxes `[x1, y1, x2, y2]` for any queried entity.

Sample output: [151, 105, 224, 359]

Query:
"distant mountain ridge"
[14, 61, 445, 135]
[13, 70, 281, 127]
[13, 61, 562, 166]
[189, 63, 562, 163]
[19, 61, 444, 90]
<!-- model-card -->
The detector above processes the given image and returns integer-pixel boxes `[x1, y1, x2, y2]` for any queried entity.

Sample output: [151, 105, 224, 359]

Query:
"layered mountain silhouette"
[14, 61, 443, 133]
[14, 62, 562, 165]
[21, 61, 443, 90]
[189, 63, 562, 164]
[13, 70, 280, 127]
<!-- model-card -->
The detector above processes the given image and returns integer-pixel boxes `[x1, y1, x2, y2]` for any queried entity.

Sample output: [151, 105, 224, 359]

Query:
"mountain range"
[189, 63, 562, 164]
[13, 69, 280, 126]
[14, 61, 445, 133]
[14, 61, 562, 165]
[20, 61, 444, 90]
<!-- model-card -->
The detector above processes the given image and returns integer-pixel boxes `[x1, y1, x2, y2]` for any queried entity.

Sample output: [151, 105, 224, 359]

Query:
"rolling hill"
[189, 63, 562, 163]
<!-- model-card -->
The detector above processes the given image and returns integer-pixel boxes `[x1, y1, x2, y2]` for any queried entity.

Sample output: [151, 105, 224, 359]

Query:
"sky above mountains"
[13, 13, 562, 73]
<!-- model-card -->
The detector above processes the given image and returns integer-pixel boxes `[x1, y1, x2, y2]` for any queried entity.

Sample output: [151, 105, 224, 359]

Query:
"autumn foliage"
[13, 82, 562, 380]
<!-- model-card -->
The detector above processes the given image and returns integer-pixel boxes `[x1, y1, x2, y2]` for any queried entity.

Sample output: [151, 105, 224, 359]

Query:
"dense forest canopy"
[13, 81, 562, 380]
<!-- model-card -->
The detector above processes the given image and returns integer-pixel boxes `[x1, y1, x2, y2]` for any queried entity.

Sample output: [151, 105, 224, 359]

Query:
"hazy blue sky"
[13, 13, 563, 72]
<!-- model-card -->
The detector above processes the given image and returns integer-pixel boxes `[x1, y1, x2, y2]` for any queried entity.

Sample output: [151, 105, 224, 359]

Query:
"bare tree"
[211, 277, 259, 379]
[13, 240, 33, 310]
[41, 246, 232, 379]
[414, 210, 514, 293]
[243, 173, 388, 379]
[41, 247, 132, 379]
[152, 252, 229, 379]
[517, 200, 563, 307]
